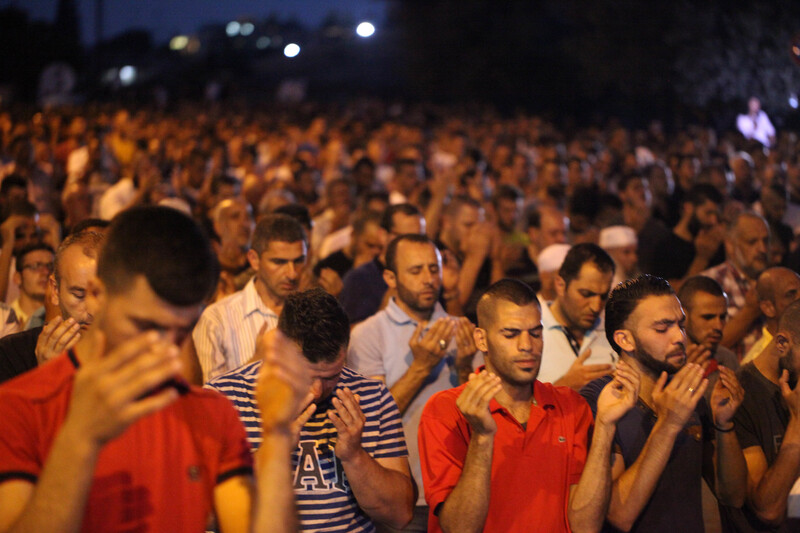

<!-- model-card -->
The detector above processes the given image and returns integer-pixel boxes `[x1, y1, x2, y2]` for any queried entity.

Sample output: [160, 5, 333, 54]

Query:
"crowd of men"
[0, 100, 799, 532]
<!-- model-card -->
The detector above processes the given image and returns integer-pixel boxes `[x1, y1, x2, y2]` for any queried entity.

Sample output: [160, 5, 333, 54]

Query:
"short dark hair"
[685, 183, 723, 207]
[272, 204, 312, 233]
[54, 230, 105, 285]
[210, 175, 239, 195]
[492, 184, 523, 208]
[97, 206, 218, 306]
[0, 174, 27, 197]
[617, 173, 644, 194]
[444, 195, 481, 219]
[277, 288, 350, 363]
[352, 211, 383, 238]
[394, 158, 419, 173]
[251, 214, 307, 255]
[605, 275, 674, 353]
[380, 203, 421, 233]
[476, 278, 539, 329]
[7, 200, 37, 219]
[385, 234, 436, 274]
[558, 243, 615, 286]
[353, 156, 376, 172]
[70, 218, 111, 234]
[16, 243, 54, 272]
[677, 276, 725, 310]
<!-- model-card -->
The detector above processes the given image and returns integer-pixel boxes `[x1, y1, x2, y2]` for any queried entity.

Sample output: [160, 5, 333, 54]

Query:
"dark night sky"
[2, 0, 386, 44]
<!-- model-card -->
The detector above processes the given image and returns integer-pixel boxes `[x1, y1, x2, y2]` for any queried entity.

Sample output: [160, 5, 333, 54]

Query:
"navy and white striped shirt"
[207, 362, 408, 532]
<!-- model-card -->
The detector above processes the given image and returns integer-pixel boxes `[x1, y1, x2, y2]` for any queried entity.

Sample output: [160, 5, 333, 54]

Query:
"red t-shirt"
[0, 352, 253, 532]
[418, 379, 592, 533]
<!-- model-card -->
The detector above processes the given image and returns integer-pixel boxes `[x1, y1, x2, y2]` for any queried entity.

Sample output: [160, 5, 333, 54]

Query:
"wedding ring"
[439, 339, 447, 350]
[688, 387, 695, 393]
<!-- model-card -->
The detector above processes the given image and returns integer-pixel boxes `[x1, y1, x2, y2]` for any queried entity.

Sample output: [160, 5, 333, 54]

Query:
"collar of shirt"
[385, 297, 448, 327]
[242, 278, 279, 320]
[541, 299, 602, 335]
[723, 260, 750, 287]
[471, 364, 556, 415]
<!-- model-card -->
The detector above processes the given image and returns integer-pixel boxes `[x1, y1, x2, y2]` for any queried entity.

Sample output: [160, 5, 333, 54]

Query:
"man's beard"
[687, 213, 703, 237]
[779, 355, 799, 389]
[396, 281, 439, 315]
[633, 341, 684, 377]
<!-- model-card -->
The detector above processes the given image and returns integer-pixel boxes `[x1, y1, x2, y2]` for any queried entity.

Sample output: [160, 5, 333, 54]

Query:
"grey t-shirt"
[582, 375, 712, 533]
[719, 363, 800, 533]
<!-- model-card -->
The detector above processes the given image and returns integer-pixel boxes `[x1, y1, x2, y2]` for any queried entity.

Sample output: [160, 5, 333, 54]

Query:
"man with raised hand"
[209, 288, 415, 532]
[194, 213, 308, 381]
[0, 230, 103, 384]
[720, 300, 800, 532]
[348, 234, 479, 531]
[538, 243, 617, 390]
[419, 278, 639, 533]
[0, 206, 303, 533]
[582, 274, 747, 532]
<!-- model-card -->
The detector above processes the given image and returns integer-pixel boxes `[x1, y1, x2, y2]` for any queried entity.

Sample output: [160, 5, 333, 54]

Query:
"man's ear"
[554, 275, 566, 298]
[85, 276, 106, 318]
[48, 275, 59, 307]
[614, 329, 635, 353]
[12, 271, 20, 288]
[761, 300, 776, 319]
[383, 269, 397, 289]
[246, 248, 260, 271]
[776, 332, 790, 355]
[474, 327, 489, 353]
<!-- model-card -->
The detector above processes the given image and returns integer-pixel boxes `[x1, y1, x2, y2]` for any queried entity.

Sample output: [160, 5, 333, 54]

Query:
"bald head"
[726, 212, 770, 280]
[757, 267, 800, 324]
[778, 299, 800, 343]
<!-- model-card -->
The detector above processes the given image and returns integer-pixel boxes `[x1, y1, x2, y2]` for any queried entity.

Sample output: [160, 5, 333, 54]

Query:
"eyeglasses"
[22, 262, 54, 273]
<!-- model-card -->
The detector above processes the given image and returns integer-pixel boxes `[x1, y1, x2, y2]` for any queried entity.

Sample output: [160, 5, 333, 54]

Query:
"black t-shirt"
[636, 217, 671, 276]
[582, 375, 712, 533]
[313, 250, 354, 279]
[651, 231, 724, 281]
[719, 363, 800, 533]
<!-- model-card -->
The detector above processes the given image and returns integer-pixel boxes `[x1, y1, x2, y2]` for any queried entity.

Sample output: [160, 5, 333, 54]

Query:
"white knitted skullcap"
[537, 244, 572, 273]
[599, 226, 637, 249]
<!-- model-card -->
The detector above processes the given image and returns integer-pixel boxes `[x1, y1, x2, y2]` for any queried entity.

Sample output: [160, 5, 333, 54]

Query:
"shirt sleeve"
[213, 394, 254, 484]
[370, 382, 408, 459]
[0, 388, 43, 483]
[567, 392, 593, 486]
[732, 380, 761, 451]
[347, 321, 386, 378]
[417, 390, 470, 515]
[192, 307, 226, 383]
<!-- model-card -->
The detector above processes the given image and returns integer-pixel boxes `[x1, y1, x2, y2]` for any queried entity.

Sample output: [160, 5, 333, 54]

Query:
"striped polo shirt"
[207, 362, 408, 532]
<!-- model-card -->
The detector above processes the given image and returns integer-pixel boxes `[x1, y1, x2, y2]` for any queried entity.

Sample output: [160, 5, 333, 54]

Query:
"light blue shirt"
[347, 298, 482, 505]
[538, 295, 618, 384]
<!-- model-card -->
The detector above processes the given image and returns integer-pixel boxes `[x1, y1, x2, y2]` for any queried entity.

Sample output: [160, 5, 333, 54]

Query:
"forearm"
[253, 430, 297, 533]
[713, 428, 747, 507]
[607, 420, 680, 531]
[569, 422, 615, 533]
[389, 362, 434, 414]
[721, 307, 760, 349]
[340, 450, 414, 529]
[7, 426, 99, 533]
[457, 257, 484, 307]
[443, 292, 463, 317]
[684, 255, 712, 280]
[438, 432, 494, 533]
[0, 243, 13, 302]
[424, 191, 447, 240]
[750, 423, 800, 523]
[489, 257, 505, 284]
